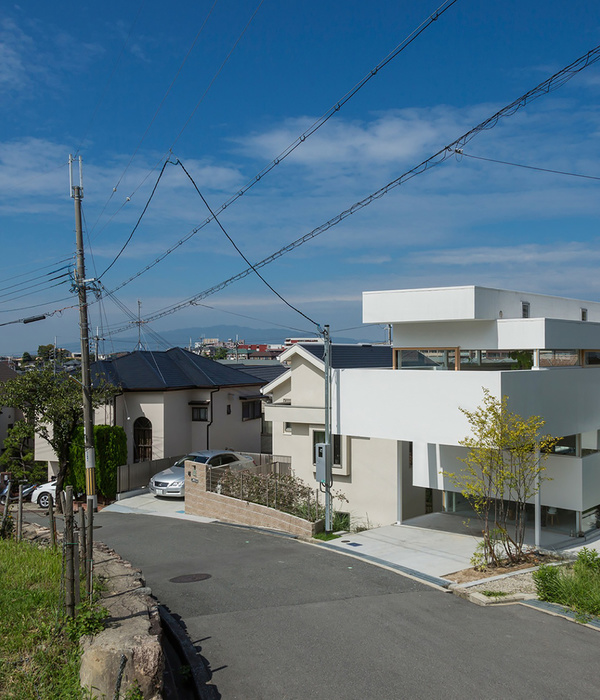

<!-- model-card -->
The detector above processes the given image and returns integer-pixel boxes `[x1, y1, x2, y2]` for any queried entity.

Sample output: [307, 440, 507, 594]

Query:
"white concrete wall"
[335, 366, 600, 446]
[364, 286, 600, 324]
[412, 440, 599, 512]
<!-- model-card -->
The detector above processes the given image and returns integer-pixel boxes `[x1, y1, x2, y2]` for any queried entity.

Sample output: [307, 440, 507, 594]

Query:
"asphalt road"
[72, 510, 600, 700]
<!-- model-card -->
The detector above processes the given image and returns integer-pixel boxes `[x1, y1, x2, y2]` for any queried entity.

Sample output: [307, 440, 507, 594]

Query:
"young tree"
[0, 420, 46, 483]
[444, 388, 557, 566]
[0, 367, 117, 511]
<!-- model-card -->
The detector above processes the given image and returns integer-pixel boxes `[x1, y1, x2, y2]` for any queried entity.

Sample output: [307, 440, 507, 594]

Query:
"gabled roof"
[261, 343, 394, 395]
[223, 363, 288, 384]
[92, 348, 264, 391]
[0, 362, 18, 383]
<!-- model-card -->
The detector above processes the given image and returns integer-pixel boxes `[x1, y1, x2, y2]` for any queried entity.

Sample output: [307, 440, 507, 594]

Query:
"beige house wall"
[264, 355, 429, 528]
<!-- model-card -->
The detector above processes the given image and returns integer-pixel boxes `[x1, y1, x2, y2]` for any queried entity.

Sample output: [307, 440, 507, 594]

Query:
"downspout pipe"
[206, 387, 220, 450]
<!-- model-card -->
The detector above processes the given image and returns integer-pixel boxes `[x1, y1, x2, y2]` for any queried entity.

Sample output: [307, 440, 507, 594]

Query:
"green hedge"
[68, 425, 127, 500]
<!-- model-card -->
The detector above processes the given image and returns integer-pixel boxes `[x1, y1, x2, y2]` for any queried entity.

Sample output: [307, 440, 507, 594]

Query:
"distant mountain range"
[110, 324, 386, 351]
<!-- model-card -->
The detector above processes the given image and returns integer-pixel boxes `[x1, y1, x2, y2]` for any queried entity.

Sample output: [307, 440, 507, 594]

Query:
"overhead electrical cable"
[102, 42, 600, 336]
[0, 273, 71, 303]
[0, 264, 71, 295]
[456, 150, 600, 181]
[98, 159, 174, 279]
[169, 0, 264, 150]
[102, 0, 219, 201]
[0, 256, 72, 285]
[104, 0, 459, 293]
[176, 158, 320, 328]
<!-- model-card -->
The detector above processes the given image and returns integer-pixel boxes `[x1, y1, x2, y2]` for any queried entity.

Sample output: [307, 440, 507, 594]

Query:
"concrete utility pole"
[70, 155, 97, 510]
[323, 324, 333, 532]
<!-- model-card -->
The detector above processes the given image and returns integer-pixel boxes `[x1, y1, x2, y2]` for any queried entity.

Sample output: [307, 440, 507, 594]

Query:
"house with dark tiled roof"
[90, 348, 267, 465]
[261, 344, 435, 528]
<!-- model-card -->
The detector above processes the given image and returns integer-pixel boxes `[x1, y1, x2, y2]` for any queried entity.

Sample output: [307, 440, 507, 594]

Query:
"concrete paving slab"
[324, 521, 480, 577]
[102, 492, 215, 524]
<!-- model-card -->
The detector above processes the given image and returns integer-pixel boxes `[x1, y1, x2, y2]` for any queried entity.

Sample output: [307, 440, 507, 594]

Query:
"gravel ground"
[468, 571, 537, 595]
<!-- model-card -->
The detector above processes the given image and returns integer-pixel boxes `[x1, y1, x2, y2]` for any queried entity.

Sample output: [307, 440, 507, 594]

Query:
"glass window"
[522, 302, 530, 318]
[192, 406, 208, 421]
[133, 417, 152, 463]
[539, 350, 579, 367]
[584, 351, 600, 366]
[312, 431, 341, 465]
[242, 400, 261, 420]
[283, 422, 292, 433]
[581, 308, 588, 322]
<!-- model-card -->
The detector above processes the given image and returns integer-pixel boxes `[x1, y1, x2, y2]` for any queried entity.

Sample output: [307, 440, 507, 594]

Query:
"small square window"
[581, 308, 588, 322]
[283, 422, 292, 434]
[227, 404, 231, 415]
[522, 302, 530, 318]
[192, 406, 208, 421]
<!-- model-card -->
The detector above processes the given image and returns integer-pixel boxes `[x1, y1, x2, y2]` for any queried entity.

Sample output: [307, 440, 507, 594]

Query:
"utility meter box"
[315, 442, 329, 483]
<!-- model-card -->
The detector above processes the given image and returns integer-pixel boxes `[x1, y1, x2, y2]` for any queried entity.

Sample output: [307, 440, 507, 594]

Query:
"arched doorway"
[133, 417, 152, 462]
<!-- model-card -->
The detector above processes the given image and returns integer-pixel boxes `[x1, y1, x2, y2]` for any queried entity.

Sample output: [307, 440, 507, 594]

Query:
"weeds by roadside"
[0, 538, 106, 698]
[533, 547, 600, 622]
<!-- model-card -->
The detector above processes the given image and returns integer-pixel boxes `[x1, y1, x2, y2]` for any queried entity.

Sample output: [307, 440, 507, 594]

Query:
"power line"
[98, 158, 174, 279]
[0, 264, 71, 295]
[102, 0, 458, 292]
[102, 0, 219, 200]
[102, 41, 600, 337]
[456, 150, 600, 181]
[176, 158, 320, 329]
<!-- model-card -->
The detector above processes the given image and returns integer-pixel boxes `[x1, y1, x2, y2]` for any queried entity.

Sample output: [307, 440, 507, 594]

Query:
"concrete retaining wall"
[184, 461, 323, 537]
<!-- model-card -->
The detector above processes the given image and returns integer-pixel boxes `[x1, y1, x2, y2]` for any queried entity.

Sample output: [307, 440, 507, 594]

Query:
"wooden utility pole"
[70, 155, 97, 510]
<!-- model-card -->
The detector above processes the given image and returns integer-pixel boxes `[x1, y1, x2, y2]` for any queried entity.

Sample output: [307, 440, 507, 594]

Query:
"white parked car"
[31, 480, 57, 509]
[149, 450, 255, 498]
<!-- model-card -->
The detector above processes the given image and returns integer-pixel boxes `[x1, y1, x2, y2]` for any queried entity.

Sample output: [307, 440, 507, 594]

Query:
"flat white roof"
[363, 285, 600, 324]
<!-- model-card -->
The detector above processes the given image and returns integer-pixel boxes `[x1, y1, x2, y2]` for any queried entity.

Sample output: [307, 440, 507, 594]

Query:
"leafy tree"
[444, 388, 557, 567]
[0, 368, 117, 510]
[0, 420, 47, 483]
[212, 347, 228, 360]
[21, 351, 32, 364]
[69, 425, 127, 500]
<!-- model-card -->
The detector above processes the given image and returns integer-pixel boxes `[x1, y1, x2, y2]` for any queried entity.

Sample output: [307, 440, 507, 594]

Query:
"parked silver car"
[148, 450, 255, 498]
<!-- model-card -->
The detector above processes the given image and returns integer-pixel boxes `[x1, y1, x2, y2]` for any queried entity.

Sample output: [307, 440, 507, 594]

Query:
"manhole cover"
[169, 573, 212, 583]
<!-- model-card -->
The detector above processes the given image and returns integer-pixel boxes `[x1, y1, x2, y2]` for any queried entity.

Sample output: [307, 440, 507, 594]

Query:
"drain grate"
[169, 573, 212, 583]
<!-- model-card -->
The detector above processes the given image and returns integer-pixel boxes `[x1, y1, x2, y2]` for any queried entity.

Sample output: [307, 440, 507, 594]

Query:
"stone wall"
[184, 461, 323, 538]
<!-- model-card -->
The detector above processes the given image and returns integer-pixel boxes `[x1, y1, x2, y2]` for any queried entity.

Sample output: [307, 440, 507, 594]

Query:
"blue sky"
[2, 1, 600, 355]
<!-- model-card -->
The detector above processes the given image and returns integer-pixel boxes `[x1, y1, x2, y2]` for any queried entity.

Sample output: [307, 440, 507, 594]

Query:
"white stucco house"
[332, 285, 600, 537]
[262, 343, 433, 527]
[36, 348, 275, 476]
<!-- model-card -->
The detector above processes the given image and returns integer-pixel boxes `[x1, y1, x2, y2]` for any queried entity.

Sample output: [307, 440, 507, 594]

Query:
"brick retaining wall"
[184, 461, 323, 538]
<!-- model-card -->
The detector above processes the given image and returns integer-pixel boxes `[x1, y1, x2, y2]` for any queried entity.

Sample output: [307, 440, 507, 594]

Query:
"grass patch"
[480, 590, 509, 598]
[0, 538, 88, 699]
[313, 532, 342, 541]
[533, 547, 600, 621]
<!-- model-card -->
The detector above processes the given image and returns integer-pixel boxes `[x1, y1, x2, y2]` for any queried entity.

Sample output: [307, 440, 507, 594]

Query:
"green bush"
[68, 425, 127, 500]
[533, 549, 600, 620]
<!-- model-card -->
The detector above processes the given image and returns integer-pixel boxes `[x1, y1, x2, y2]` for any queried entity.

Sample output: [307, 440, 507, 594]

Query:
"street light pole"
[70, 155, 97, 510]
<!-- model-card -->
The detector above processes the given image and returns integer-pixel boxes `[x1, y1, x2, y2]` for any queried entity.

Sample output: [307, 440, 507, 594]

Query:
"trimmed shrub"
[68, 425, 127, 500]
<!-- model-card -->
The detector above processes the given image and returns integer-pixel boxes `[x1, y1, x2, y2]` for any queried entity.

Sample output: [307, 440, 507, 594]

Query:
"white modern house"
[333, 285, 600, 536]
[262, 343, 433, 527]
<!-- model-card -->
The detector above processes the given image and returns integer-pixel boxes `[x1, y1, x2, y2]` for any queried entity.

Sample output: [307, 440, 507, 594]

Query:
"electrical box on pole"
[315, 442, 330, 484]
